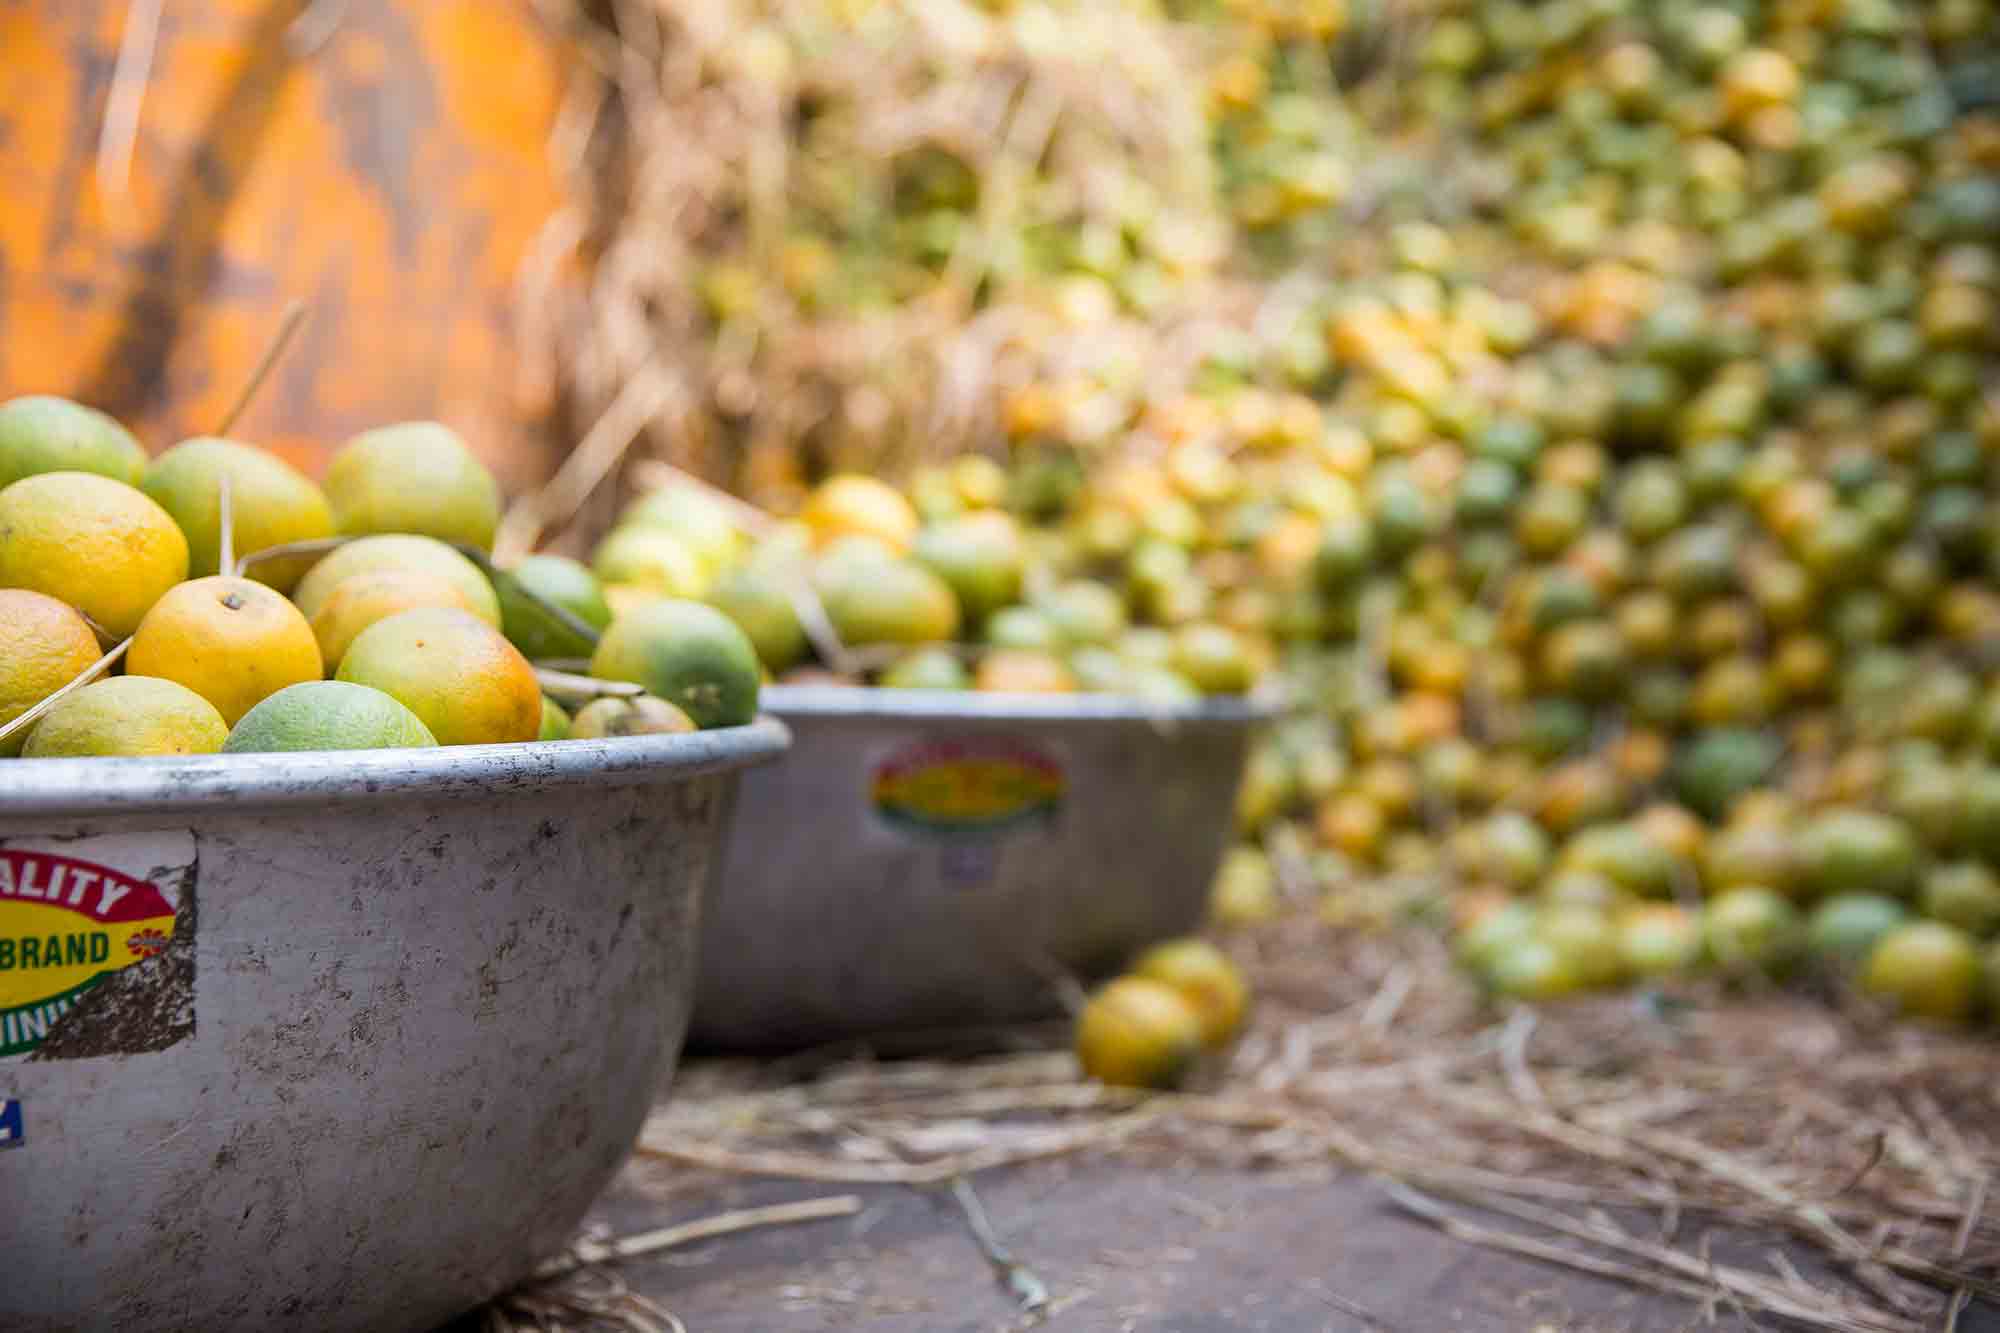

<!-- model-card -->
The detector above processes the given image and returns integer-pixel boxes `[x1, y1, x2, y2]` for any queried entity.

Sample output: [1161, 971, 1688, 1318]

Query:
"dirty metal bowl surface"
[692, 687, 1276, 1051]
[0, 722, 789, 1333]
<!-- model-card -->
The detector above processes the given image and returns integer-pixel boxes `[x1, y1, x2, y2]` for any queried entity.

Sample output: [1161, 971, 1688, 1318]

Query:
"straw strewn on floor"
[643, 919, 1998, 1331]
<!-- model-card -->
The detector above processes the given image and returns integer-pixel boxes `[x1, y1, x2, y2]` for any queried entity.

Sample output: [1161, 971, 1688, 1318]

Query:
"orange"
[0, 589, 102, 756]
[127, 577, 324, 725]
[818, 557, 961, 647]
[1633, 803, 1706, 864]
[224, 681, 438, 753]
[1862, 923, 1981, 1023]
[1131, 939, 1250, 1047]
[592, 525, 709, 597]
[322, 422, 503, 551]
[20, 676, 227, 758]
[1617, 905, 1703, 979]
[309, 570, 483, 672]
[974, 649, 1077, 694]
[800, 474, 919, 552]
[1316, 792, 1386, 860]
[1073, 977, 1204, 1089]
[0, 472, 189, 637]
[1209, 846, 1279, 927]
[588, 599, 763, 729]
[335, 607, 542, 745]
[290, 534, 501, 626]
[1170, 622, 1257, 694]
[140, 437, 335, 589]
[618, 484, 745, 576]
[0, 396, 146, 489]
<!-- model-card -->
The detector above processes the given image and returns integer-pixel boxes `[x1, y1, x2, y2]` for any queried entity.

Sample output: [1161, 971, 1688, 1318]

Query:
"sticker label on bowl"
[872, 738, 1065, 836]
[0, 832, 197, 1061]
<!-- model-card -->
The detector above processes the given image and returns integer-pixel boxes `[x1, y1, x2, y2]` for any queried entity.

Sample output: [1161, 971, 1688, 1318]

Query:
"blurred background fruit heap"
[519, 0, 2000, 1027]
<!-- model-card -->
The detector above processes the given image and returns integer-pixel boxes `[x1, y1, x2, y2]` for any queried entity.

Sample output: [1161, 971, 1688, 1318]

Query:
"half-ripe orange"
[309, 570, 482, 673]
[335, 607, 541, 745]
[0, 589, 102, 756]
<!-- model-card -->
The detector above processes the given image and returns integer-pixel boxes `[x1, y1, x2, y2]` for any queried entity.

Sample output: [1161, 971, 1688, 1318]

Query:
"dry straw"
[631, 921, 1997, 1331]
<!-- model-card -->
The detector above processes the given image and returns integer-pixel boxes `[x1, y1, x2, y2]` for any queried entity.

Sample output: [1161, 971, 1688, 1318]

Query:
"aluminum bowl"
[0, 721, 789, 1333]
[692, 687, 1274, 1051]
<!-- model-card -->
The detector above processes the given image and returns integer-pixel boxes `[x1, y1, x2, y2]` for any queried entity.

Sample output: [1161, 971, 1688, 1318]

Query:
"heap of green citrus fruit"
[613, 0, 1999, 1032]
[1176, 0, 2000, 1029]
[0, 397, 762, 761]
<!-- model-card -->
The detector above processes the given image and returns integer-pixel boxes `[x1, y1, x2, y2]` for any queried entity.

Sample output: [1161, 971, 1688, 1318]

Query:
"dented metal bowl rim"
[758, 684, 1288, 726]
[0, 718, 793, 817]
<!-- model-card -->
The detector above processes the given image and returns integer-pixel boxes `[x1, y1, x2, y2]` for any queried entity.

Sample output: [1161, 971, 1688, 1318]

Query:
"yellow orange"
[1074, 977, 1204, 1089]
[0, 472, 189, 637]
[127, 577, 324, 725]
[801, 475, 919, 552]
[1132, 939, 1250, 1047]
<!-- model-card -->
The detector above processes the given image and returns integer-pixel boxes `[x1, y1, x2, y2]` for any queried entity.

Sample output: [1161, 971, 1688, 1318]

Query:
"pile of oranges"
[0, 396, 762, 761]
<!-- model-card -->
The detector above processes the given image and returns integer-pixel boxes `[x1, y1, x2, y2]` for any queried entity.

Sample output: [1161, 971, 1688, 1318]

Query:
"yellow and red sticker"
[872, 739, 1065, 835]
[1, 848, 179, 1059]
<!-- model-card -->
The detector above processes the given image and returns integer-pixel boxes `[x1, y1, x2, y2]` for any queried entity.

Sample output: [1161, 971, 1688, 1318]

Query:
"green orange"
[223, 680, 438, 753]
[589, 599, 762, 729]
[498, 554, 612, 661]
[323, 422, 503, 551]
[0, 396, 146, 489]
[141, 437, 334, 589]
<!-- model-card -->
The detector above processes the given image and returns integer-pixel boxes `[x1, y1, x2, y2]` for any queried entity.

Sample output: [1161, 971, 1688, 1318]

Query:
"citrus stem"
[533, 668, 644, 707]
[215, 302, 307, 438]
[217, 474, 235, 576]
[786, 576, 858, 678]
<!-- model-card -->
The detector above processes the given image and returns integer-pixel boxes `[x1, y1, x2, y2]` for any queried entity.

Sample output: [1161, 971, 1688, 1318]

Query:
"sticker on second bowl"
[872, 739, 1065, 836]
[1, 832, 197, 1061]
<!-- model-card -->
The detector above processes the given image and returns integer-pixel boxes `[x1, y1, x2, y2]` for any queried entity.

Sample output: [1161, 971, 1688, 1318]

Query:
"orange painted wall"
[0, 0, 566, 491]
